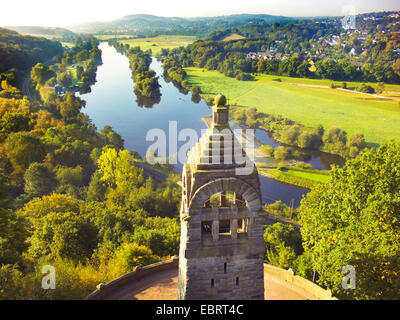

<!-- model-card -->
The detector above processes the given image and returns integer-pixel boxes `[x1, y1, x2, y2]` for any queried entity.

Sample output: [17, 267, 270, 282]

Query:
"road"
[134, 162, 168, 184]
[21, 76, 33, 101]
[21, 58, 54, 102]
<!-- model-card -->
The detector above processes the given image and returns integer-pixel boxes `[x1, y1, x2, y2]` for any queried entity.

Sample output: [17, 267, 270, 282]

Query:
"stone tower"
[178, 94, 265, 300]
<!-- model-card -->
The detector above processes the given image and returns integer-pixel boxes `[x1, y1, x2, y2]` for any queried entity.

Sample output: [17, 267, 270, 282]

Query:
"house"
[309, 60, 317, 72]
[54, 84, 65, 95]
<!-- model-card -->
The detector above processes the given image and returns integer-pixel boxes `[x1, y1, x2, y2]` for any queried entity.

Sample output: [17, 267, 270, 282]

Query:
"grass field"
[61, 42, 75, 48]
[185, 67, 400, 146]
[221, 33, 245, 41]
[115, 35, 196, 56]
[95, 35, 136, 40]
[280, 168, 330, 183]
[268, 167, 330, 189]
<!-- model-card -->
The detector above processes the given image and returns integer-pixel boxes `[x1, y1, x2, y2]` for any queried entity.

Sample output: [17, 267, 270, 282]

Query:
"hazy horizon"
[2, 0, 399, 28]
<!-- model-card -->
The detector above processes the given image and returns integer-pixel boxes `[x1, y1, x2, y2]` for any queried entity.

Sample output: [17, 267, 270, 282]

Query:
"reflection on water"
[81, 42, 310, 206]
[259, 176, 309, 207]
[80, 43, 210, 169]
[232, 121, 344, 170]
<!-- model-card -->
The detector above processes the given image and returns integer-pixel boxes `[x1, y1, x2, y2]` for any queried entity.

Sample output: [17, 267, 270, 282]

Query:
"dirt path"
[286, 82, 399, 101]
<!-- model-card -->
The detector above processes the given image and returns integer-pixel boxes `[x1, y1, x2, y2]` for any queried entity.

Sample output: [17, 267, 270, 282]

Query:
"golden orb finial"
[214, 94, 227, 106]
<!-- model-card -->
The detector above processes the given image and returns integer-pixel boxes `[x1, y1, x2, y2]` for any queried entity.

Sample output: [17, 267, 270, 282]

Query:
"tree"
[322, 128, 347, 156]
[191, 85, 202, 96]
[0, 209, 28, 265]
[56, 166, 84, 188]
[24, 162, 56, 197]
[273, 146, 299, 161]
[299, 142, 400, 299]
[99, 126, 124, 150]
[19, 193, 79, 219]
[296, 62, 311, 78]
[375, 82, 385, 94]
[111, 242, 160, 272]
[4, 132, 45, 171]
[55, 165, 84, 196]
[0, 112, 30, 138]
[0, 264, 25, 300]
[358, 83, 375, 94]
[282, 125, 301, 145]
[264, 223, 302, 269]
[28, 211, 98, 262]
[347, 133, 366, 158]
[74, 50, 89, 62]
[132, 223, 179, 257]
[86, 171, 107, 202]
[58, 92, 85, 122]
[76, 66, 84, 81]
[297, 131, 322, 149]
[30, 63, 55, 85]
[97, 148, 144, 190]
[57, 71, 73, 88]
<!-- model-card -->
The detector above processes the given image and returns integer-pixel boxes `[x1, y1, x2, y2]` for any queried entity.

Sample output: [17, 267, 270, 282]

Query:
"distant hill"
[4, 26, 75, 39]
[68, 13, 296, 37]
[0, 27, 63, 73]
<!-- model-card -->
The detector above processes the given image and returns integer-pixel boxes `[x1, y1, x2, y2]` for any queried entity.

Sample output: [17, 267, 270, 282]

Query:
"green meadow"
[185, 67, 400, 146]
[116, 35, 196, 56]
[268, 167, 330, 189]
[279, 168, 330, 184]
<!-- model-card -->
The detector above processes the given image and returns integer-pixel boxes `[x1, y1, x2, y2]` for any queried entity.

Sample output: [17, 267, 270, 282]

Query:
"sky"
[1, 0, 399, 27]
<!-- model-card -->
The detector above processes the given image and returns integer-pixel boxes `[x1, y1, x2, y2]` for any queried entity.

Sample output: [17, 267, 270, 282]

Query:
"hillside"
[4, 26, 75, 39]
[68, 13, 296, 37]
[0, 27, 63, 73]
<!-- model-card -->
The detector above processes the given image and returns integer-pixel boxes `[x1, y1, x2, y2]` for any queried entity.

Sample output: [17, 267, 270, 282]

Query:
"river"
[81, 42, 310, 207]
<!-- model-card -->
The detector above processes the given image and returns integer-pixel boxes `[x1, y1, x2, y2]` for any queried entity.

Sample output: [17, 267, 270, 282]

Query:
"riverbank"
[259, 166, 330, 190]
[184, 67, 400, 146]
[80, 43, 310, 207]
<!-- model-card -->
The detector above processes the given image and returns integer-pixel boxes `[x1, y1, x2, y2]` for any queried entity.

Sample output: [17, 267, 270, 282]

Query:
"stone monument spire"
[178, 94, 265, 300]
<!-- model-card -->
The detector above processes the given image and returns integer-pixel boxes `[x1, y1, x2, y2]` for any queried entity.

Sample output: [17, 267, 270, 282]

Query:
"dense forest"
[1, 10, 400, 300]
[0, 28, 63, 86]
[71, 13, 297, 38]
[0, 30, 180, 299]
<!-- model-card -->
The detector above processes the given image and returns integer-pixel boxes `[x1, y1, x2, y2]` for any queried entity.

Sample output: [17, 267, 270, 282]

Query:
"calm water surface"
[81, 43, 309, 206]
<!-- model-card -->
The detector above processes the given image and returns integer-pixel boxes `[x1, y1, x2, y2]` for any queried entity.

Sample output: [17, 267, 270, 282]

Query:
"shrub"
[375, 82, 385, 94]
[358, 83, 375, 94]
[24, 162, 57, 197]
[264, 223, 303, 268]
[235, 72, 254, 81]
[282, 125, 302, 145]
[260, 145, 274, 157]
[274, 146, 291, 160]
[297, 131, 322, 149]
[112, 243, 160, 272]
